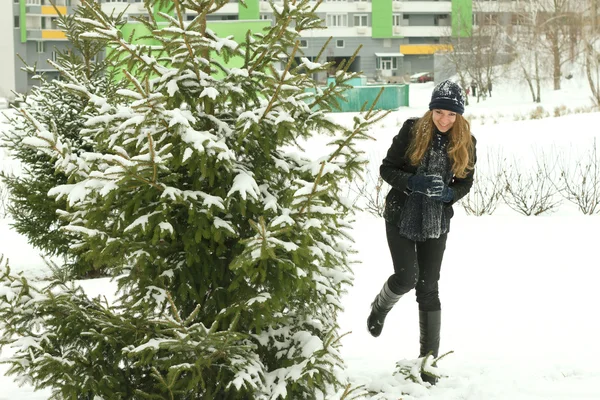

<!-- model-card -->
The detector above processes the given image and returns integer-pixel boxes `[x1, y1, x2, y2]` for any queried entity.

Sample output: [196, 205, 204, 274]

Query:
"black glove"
[408, 174, 454, 203]
[429, 183, 454, 203]
[407, 174, 441, 196]
[429, 175, 454, 203]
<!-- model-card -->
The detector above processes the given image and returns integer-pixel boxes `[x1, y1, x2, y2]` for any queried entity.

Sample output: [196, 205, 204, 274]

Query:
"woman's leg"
[385, 222, 420, 295]
[367, 223, 419, 337]
[415, 234, 447, 312]
[415, 234, 447, 385]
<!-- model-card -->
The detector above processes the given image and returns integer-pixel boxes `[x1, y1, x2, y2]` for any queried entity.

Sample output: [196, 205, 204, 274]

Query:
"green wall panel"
[20, 0, 27, 43]
[153, 3, 172, 23]
[452, 0, 472, 37]
[372, 0, 393, 38]
[239, 0, 260, 20]
[116, 20, 270, 80]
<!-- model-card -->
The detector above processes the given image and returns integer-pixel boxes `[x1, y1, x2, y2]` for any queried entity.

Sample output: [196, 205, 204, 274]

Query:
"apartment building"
[2, 0, 475, 99]
[2, 0, 79, 98]
[214, 0, 473, 82]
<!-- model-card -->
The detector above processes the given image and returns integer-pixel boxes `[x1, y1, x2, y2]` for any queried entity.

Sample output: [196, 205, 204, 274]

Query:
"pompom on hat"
[428, 79, 465, 115]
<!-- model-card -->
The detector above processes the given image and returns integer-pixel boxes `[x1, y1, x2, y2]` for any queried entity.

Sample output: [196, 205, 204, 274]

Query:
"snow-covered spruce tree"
[0, 0, 387, 398]
[0, 6, 125, 278]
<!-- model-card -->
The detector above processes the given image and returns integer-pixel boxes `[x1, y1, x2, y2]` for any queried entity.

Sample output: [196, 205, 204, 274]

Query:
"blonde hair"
[407, 111, 474, 178]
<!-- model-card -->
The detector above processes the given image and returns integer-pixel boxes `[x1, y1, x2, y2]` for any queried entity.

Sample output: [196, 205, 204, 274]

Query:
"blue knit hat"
[428, 80, 465, 115]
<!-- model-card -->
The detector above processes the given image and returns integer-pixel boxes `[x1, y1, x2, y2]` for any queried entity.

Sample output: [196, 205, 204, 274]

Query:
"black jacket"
[381, 118, 477, 226]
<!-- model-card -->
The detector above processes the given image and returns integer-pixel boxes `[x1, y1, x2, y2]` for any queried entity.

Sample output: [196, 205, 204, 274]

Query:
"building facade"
[3, 0, 477, 98]
[5, 0, 79, 98]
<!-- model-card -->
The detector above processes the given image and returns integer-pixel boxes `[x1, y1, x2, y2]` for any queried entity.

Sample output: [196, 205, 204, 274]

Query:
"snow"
[1, 74, 600, 398]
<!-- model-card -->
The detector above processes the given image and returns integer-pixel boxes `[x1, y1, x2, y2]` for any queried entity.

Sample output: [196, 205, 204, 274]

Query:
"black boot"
[419, 310, 441, 385]
[367, 282, 403, 337]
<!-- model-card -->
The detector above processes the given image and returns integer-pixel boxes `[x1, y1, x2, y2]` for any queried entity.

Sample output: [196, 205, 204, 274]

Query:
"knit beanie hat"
[428, 80, 465, 115]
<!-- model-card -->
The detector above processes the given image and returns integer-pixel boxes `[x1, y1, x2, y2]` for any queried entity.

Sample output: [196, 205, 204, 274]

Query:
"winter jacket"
[381, 118, 477, 230]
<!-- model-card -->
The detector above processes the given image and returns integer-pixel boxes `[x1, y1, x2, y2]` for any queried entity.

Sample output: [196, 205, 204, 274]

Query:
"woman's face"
[432, 109, 457, 133]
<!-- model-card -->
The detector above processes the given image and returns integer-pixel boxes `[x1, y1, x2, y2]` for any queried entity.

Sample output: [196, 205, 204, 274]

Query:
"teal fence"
[311, 77, 409, 113]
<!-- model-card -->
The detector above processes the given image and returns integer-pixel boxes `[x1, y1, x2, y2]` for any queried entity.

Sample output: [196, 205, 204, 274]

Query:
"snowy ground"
[1, 74, 600, 399]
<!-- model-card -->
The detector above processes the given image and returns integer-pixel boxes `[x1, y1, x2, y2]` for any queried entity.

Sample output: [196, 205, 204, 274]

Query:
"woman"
[367, 80, 477, 383]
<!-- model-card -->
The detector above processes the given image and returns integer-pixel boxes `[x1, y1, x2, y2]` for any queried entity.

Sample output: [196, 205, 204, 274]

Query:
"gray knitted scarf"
[398, 129, 452, 241]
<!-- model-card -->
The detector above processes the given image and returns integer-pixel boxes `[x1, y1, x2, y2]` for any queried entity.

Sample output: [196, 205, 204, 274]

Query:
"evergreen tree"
[0, 5, 125, 278]
[0, 0, 388, 398]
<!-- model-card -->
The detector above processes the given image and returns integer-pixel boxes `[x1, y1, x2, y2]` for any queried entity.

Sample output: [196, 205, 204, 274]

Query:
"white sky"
[1, 72, 600, 399]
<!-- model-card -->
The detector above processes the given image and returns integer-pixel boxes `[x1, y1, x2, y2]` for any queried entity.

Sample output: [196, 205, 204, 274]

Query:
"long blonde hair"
[407, 111, 474, 178]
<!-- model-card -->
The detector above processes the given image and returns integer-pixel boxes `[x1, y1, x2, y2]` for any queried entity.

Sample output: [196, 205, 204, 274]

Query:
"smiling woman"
[366, 79, 477, 385]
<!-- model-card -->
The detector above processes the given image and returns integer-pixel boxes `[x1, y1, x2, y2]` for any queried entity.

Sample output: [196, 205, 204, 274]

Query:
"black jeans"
[385, 222, 447, 312]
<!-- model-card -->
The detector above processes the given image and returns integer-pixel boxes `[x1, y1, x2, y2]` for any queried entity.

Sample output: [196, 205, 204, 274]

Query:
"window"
[326, 13, 348, 27]
[354, 15, 368, 27]
[37, 42, 45, 54]
[434, 14, 448, 26]
[52, 51, 58, 62]
[299, 39, 308, 48]
[484, 13, 498, 25]
[511, 13, 526, 25]
[336, 39, 345, 48]
[376, 57, 398, 70]
[14, 16, 19, 28]
[392, 14, 401, 26]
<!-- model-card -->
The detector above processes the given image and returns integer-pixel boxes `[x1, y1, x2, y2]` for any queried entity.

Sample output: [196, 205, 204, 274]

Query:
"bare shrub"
[349, 162, 389, 217]
[556, 139, 600, 214]
[553, 105, 568, 117]
[500, 154, 562, 216]
[460, 150, 504, 216]
[0, 183, 7, 219]
[529, 106, 548, 120]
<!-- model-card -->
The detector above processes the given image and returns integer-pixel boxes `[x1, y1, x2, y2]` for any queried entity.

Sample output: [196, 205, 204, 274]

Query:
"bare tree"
[581, 0, 600, 106]
[510, 1, 548, 102]
[440, 1, 507, 103]
[556, 139, 600, 214]
[536, 0, 581, 90]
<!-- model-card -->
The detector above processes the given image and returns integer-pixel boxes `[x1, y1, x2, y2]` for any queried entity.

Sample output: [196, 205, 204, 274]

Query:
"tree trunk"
[553, 36, 561, 90]
[585, 44, 600, 106]
[535, 52, 542, 103]
[521, 63, 537, 103]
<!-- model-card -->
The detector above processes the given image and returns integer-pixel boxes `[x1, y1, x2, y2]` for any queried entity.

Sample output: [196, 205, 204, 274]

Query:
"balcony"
[27, 29, 67, 41]
[356, 2, 369, 11]
[356, 26, 371, 35]
[41, 5, 68, 15]
[400, 44, 453, 55]
[211, 3, 239, 14]
[392, 1, 451, 13]
[394, 26, 451, 37]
